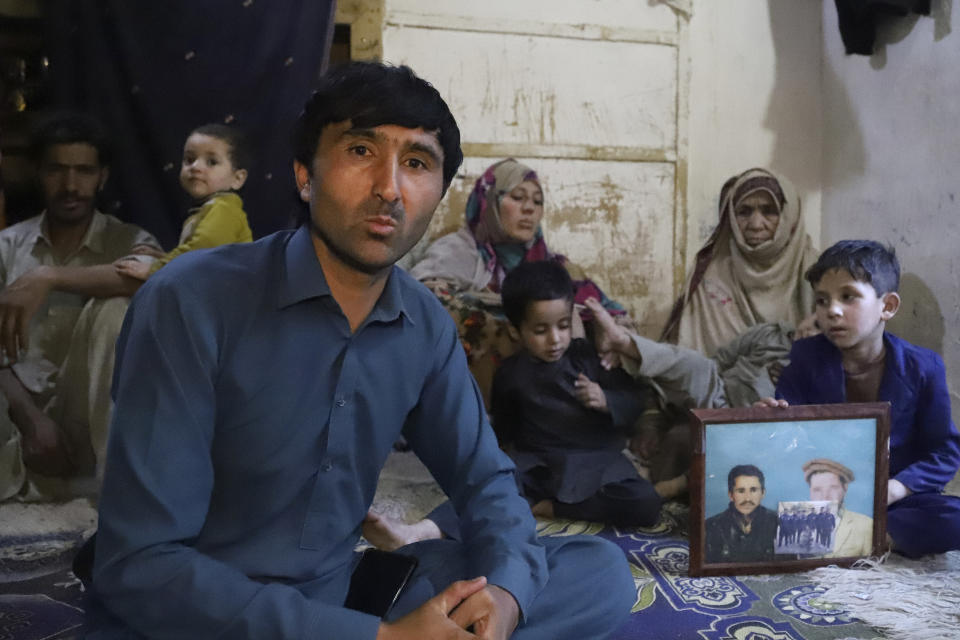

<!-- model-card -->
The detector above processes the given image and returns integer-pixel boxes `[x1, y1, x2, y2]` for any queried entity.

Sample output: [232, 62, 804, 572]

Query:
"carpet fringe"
[808, 551, 960, 640]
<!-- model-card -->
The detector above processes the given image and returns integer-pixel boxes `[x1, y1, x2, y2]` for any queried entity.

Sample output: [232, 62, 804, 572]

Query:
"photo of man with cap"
[803, 457, 874, 558]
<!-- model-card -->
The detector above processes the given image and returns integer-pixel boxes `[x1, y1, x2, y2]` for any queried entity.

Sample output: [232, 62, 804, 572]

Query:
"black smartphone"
[343, 548, 419, 618]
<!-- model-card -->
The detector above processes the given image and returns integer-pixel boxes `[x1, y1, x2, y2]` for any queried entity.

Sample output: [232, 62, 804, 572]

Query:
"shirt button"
[321, 462, 333, 472]
[336, 397, 346, 407]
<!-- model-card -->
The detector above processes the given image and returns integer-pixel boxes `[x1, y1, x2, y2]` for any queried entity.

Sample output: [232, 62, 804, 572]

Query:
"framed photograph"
[688, 403, 890, 576]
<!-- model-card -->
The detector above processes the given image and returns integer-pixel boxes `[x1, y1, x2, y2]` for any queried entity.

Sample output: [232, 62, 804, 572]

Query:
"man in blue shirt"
[90, 62, 634, 639]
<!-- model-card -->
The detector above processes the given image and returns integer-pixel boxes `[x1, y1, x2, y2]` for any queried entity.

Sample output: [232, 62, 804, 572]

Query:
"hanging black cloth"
[834, 0, 931, 55]
[43, 0, 335, 245]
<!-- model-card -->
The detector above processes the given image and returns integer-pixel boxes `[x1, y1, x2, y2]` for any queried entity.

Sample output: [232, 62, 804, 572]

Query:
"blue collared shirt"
[93, 225, 546, 639]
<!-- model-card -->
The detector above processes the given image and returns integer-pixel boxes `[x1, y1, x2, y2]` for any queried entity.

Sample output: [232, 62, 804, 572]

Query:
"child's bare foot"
[361, 511, 442, 551]
[530, 499, 555, 519]
[654, 474, 688, 499]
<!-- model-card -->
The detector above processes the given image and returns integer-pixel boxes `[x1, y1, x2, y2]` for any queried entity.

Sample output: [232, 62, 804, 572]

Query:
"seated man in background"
[0, 112, 159, 500]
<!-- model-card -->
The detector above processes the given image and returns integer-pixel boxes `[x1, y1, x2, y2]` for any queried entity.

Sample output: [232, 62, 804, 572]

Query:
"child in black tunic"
[361, 262, 661, 549]
[491, 260, 660, 526]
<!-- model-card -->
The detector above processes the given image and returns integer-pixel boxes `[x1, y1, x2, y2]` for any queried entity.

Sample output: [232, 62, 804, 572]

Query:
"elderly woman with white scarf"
[662, 168, 819, 356]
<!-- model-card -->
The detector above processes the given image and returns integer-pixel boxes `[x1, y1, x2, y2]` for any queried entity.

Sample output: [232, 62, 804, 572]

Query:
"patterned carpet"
[0, 505, 886, 640]
[0, 453, 896, 639]
[376, 451, 888, 639]
[540, 503, 884, 640]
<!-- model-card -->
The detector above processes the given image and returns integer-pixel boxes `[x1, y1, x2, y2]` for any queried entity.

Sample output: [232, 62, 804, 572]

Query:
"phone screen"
[343, 548, 419, 618]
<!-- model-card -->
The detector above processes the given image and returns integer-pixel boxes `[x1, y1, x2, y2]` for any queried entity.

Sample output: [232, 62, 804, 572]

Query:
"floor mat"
[535, 503, 885, 640]
[0, 454, 910, 639]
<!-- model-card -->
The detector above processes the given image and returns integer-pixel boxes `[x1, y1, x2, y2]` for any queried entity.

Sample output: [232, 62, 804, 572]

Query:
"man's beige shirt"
[0, 211, 160, 394]
[828, 508, 874, 558]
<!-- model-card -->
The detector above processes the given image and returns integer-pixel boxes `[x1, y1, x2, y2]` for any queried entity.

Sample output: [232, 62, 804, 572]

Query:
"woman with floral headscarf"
[661, 168, 819, 357]
[409, 158, 626, 405]
[411, 158, 623, 308]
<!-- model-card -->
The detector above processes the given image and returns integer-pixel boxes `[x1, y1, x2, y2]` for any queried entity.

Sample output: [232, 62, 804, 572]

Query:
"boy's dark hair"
[501, 260, 574, 328]
[30, 111, 111, 166]
[728, 464, 765, 492]
[191, 123, 253, 172]
[292, 61, 462, 192]
[805, 240, 900, 295]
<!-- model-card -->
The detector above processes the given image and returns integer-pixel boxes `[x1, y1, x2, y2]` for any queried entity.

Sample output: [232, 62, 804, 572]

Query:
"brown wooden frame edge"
[687, 402, 890, 577]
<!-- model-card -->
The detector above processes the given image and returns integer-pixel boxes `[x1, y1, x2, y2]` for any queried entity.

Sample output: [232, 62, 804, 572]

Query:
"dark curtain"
[834, 0, 931, 55]
[42, 0, 336, 246]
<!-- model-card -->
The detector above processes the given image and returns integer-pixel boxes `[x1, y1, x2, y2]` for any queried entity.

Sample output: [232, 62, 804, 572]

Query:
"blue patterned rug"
[535, 502, 884, 640]
[0, 502, 886, 640]
[0, 534, 88, 640]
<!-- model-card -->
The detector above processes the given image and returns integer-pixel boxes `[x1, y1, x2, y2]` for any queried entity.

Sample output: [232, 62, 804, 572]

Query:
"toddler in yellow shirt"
[115, 123, 253, 281]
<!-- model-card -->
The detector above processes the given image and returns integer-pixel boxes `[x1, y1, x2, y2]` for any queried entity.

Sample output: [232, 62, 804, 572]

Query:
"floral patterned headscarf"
[465, 158, 549, 291]
[464, 159, 624, 315]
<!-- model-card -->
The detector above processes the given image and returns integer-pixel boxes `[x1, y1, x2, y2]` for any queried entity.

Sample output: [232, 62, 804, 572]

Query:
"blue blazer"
[777, 332, 960, 494]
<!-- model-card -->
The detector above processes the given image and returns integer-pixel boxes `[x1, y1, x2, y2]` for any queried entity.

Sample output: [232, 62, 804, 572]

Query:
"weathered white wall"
[343, 0, 826, 338]
[375, 0, 683, 336]
[821, 1, 960, 424]
[686, 0, 823, 263]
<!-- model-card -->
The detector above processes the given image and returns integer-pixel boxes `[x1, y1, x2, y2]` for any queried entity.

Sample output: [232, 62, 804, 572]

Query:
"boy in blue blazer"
[768, 240, 960, 557]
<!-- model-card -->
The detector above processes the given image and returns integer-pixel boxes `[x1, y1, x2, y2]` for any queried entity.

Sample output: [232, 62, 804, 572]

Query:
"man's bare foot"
[362, 511, 442, 551]
[654, 474, 688, 499]
[530, 499, 555, 519]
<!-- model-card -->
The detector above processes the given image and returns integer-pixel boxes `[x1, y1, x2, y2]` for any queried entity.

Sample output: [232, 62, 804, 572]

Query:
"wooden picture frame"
[688, 403, 890, 576]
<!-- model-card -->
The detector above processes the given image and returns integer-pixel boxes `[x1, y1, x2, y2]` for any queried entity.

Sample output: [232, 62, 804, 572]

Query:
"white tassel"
[808, 551, 960, 640]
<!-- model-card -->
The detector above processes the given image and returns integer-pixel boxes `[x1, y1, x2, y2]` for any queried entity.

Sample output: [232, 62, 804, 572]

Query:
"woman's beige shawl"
[408, 227, 489, 290]
[676, 169, 818, 357]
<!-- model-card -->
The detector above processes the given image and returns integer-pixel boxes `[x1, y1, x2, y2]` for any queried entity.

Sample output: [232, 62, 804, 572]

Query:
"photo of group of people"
[775, 500, 838, 555]
[700, 417, 880, 567]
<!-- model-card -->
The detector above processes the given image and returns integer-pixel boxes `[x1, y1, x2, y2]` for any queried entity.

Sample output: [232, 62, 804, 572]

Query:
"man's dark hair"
[292, 62, 462, 192]
[30, 111, 112, 166]
[191, 123, 253, 172]
[728, 464, 765, 493]
[501, 260, 574, 329]
[805, 240, 900, 296]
